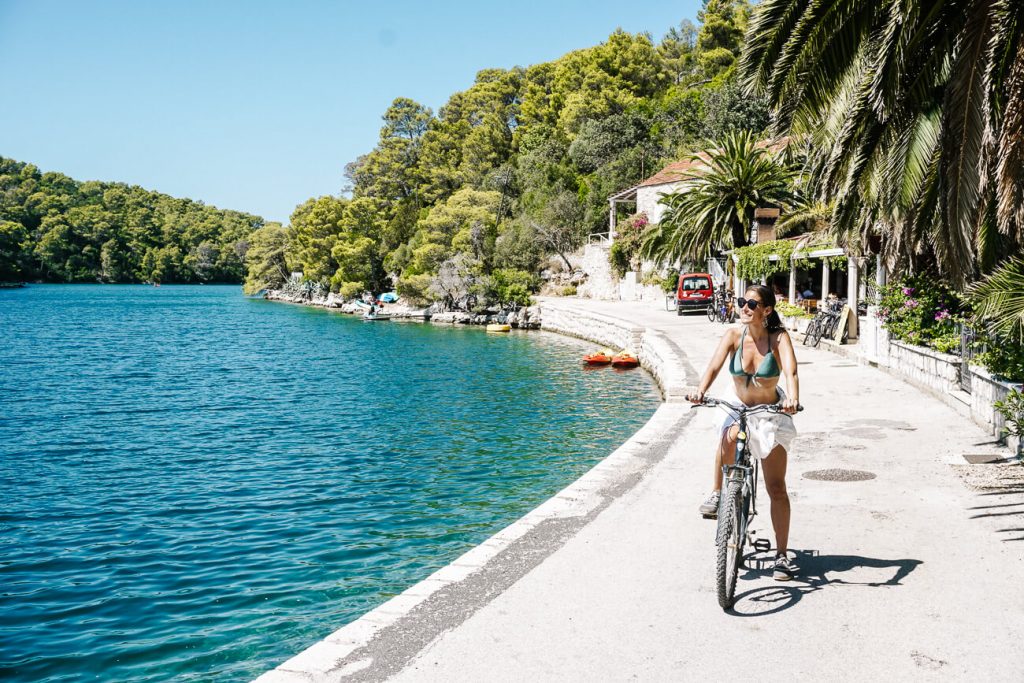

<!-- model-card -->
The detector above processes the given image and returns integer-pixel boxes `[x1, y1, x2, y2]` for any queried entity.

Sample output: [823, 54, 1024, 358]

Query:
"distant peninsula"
[0, 156, 265, 284]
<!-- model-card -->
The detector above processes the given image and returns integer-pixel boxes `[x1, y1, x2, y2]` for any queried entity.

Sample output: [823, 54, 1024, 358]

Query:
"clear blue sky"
[0, 0, 701, 223]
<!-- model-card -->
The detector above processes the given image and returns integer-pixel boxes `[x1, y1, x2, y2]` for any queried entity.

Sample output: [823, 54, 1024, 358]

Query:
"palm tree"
[641, 131, 795, 264]
[741, 0, 1024, 285]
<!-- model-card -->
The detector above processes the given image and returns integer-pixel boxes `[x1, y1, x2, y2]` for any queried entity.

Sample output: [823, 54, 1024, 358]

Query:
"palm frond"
[996, 32, 1024, 243]
[644, 133, 796, 264]
[940, 0, 995, 284]
[969, 254, 1024, 340]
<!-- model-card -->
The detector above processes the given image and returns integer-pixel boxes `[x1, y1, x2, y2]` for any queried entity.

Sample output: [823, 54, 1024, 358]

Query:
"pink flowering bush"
[876, 275, 1023, 378]
[876, 275, 963, 354]
[608, 212, 649, 277]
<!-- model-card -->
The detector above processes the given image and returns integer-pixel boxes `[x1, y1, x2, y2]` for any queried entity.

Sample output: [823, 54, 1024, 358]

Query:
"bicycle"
[692, 397, 802, 610]
[706, 290, 735, 323]
[803, 299, 848, 347]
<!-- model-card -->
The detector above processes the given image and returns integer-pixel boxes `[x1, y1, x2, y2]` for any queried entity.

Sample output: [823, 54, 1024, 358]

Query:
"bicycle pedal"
[753, 538, 771, 552]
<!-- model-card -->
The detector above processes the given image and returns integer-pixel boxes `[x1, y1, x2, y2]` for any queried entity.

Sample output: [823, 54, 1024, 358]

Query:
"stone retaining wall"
[856, 318, 1020, 454]
[887, 341, 961, 395]
[969, 366, 1022, 454]
[539, 303, 688, 402]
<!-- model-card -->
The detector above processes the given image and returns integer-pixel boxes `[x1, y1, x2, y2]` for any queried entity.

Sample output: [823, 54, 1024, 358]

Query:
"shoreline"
[254, 297, 697, 681]
[262, 289, 543, 329]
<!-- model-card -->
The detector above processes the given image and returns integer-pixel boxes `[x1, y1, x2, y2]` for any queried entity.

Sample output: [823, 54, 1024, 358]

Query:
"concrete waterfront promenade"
[260, 298, 1024, 682]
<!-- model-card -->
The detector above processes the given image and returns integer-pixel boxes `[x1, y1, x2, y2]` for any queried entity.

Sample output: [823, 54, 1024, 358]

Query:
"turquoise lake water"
[0, 285, 659, 681]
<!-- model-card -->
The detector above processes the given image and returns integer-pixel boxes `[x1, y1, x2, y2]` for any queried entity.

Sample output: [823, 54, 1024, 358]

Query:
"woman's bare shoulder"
[772, 328, 793, 349]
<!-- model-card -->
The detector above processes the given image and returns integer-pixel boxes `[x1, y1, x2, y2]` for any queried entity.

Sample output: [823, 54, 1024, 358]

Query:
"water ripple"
[0, 285, 658, 681]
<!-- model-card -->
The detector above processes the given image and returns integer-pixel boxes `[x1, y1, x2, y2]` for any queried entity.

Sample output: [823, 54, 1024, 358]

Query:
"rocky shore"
[262, 289, 543, 329]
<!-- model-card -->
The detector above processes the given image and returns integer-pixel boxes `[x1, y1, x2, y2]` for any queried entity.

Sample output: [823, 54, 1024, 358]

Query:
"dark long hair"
[747, 284, 785, 332]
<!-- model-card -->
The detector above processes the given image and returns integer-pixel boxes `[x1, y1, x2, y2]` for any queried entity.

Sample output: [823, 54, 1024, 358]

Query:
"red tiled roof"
[637, 137, 792, 188]
[638, 154, 709, 187]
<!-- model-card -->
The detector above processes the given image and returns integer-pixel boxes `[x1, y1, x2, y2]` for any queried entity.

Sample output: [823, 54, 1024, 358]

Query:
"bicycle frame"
[714, 403, 766, 547]
[693, 397, 801, 609]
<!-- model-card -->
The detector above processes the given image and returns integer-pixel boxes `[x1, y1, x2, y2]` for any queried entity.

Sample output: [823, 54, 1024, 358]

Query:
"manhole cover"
[803, 468, 877, 481]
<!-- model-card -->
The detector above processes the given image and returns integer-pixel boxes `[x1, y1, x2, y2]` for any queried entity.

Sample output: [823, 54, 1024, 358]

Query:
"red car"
[675, 272, 714, 315]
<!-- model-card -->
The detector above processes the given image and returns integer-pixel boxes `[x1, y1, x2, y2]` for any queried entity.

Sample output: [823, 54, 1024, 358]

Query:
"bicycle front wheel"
[715, 479, 744, 610]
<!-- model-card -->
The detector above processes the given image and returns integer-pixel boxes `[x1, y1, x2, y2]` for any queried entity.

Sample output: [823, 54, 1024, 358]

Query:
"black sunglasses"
[735, 297, 764, 310]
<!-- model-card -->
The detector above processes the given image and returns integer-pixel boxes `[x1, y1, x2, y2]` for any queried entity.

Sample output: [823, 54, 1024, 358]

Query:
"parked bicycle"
[803, 298, 848, 347]
[706, 290, 736, 324]
[692, 397, 802, 610]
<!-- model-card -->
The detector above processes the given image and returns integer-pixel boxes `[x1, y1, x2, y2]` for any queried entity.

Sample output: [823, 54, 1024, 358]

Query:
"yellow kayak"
[486, 323, 511, 333]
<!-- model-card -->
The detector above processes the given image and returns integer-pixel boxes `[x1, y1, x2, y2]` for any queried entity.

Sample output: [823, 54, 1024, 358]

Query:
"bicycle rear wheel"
[706, 303, 716, 322]
[715, 478, 744, 610]
[802, 318, 819, 346]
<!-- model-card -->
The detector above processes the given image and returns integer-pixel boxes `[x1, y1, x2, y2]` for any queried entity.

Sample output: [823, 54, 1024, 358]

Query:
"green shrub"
[775, 300, 811, 319]
[974, 340, 1024, 382]
[608, 241, 629, 278]
[336, 281, 363, 300]
[640, 269, 662, 286]
[993, 389, 1024, 441]
[396, 273, 433, 304]
[488, 268, 537, 307]
[561, 285, 577, 296]
[661, 268, 680, 294]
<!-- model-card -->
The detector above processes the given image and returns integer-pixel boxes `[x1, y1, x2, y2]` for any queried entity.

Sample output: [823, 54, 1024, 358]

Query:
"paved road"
[390, 298, 1024, 682]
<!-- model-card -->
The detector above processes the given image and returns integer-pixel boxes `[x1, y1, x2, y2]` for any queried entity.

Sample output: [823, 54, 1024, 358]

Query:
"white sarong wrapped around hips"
[719, 386, 797, 460]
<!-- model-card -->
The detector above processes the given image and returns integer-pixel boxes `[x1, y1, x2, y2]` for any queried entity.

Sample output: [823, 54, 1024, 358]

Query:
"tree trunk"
[731, 218, 749, 249]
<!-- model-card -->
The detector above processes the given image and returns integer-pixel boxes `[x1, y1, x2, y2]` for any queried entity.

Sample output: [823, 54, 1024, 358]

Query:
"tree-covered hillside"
[0, 157, 265, 284]
[247, 1, 766, 301]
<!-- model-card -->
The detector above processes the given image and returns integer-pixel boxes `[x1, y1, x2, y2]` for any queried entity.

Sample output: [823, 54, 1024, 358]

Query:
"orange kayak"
[583, 351, 613, 365]
[611, 353, 639, 368]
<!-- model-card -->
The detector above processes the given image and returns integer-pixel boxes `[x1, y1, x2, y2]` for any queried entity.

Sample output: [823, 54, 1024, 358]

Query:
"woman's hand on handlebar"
[781, 397, 800, 414]
[685, 387, 705, 404]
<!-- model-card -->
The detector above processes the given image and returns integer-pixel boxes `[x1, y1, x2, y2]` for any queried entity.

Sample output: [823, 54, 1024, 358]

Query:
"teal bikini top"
[729, 326, 780, 385]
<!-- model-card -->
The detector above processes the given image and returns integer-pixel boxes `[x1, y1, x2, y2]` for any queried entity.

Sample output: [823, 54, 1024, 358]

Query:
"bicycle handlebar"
[691, 397, 804, 415]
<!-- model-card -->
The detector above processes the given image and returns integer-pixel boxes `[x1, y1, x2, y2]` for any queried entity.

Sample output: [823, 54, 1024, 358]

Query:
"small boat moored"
[486, 323, 511, 333]
[362, 311, 392, 321]
[583, 350, 613, 365]
[610, 351, 640, 368]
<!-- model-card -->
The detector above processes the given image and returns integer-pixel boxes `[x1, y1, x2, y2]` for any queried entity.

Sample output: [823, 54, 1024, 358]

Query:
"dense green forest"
[245, 1, 766, 300]
[0, 157, 265, 283]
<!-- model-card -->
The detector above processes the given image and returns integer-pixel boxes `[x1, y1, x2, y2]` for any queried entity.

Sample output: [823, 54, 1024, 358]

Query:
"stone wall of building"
[635, 183, 681, 224]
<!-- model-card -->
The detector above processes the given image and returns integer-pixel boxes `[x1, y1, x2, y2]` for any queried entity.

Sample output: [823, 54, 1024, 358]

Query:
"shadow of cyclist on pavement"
[727, 550, 923, 616]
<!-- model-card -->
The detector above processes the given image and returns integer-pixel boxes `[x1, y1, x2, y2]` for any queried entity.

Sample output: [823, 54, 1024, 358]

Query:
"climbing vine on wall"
[734, 240, 797, 281]
[734, 238, 847, 281]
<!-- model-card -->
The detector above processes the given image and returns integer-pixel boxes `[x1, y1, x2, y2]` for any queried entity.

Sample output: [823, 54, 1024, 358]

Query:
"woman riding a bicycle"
[686, 284, 801, 581]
